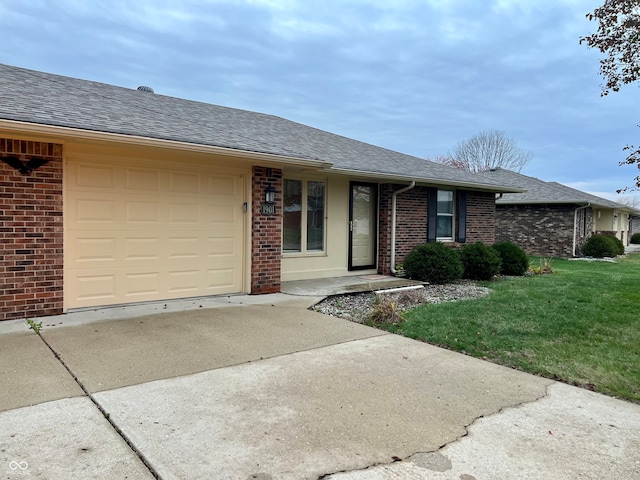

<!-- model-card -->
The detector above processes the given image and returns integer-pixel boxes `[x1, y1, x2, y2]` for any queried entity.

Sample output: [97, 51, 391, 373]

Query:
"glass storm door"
[349, 182, 377, 270]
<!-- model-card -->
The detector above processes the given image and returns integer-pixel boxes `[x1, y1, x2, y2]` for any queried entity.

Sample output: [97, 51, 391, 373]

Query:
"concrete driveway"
[1, 294, 639, 479]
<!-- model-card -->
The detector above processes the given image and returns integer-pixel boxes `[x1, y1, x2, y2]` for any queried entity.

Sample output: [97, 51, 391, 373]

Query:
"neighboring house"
[631, 214, 640, 238]
[476, 168, 637, 257]
[0, 64, 521, 321]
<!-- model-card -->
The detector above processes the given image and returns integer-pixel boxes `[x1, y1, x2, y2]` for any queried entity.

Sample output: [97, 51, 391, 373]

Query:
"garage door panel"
[167, 237, 200, 260]
[206, 268, 236, 290]
[207, 205, 237, 225]
[167, 270, 201, 293]
[124, 272, 161, 297]
[73, 273, 117, 302]
[72, 237, 117, 263]
[66, 157, 246, 309]
[204, 174, 240, 196]
[125, 168, 160, 191]
[75, 163, 116, 188]
[168, 203, 201, 224]
[73, 199, 117, 223]
[169, 172, 200, 193]
[207, 237, 236, 257]
[124, 237, 161, 262]
[125, 201, 160, 223]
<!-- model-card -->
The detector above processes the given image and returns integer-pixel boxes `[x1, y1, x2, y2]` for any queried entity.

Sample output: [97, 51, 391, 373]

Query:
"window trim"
[282, 177, 327, 256]
[436, 189, 455, 242]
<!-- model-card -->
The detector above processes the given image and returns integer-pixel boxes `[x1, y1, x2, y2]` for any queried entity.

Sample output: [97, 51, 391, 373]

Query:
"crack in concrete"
[34, 330, 162, 480]
[315, 381, 553, 479]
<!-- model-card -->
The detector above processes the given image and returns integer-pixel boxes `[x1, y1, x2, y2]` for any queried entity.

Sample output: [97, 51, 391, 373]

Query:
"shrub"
[491, 241, 529, 276]
[607, 235, 625, 255]
[403, 242, 463, 284]
[459, 242, 502, 281]
[631, 233, 640, 244]
[582, 234, 619, 258]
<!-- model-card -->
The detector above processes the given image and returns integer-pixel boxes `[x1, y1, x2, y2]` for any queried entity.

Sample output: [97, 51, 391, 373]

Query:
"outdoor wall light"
[265, 184, 276, 204]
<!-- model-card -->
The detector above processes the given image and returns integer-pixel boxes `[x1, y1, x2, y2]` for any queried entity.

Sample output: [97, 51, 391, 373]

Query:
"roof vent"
[137, 86, 154, 93]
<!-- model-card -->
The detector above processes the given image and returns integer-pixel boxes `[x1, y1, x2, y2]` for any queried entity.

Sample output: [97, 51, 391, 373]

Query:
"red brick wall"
[378, 186, 498, 275]
[466, 191, 496, 245]
[251, 166, 282, 293]
[377, 184, 393, 275]
[1, 138, 63, 321]
[378, 184, 430, 275]
[496, 204, 577, 257]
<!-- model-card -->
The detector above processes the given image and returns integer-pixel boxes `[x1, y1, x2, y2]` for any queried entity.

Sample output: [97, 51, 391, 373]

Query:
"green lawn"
[394, 254, 640, 403]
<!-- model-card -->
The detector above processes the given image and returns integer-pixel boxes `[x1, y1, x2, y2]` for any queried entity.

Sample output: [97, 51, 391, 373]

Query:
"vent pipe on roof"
[137, 86, 155, 93]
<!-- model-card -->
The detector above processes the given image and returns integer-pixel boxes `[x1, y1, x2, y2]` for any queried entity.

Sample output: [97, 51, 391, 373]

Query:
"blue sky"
[1, 0, 638, 203]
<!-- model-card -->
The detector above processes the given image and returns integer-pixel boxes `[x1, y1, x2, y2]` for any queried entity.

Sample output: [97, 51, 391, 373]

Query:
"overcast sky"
[1, 0, 638, 203]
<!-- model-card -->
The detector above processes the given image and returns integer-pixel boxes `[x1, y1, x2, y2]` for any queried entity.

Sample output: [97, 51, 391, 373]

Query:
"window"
[436, 190, 454, 240]
[283, 179, 325, 253]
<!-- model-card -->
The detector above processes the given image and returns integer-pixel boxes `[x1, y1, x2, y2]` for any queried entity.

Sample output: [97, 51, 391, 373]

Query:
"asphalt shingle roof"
[476, 168, 635, 211]
[0, 63, 521, 192]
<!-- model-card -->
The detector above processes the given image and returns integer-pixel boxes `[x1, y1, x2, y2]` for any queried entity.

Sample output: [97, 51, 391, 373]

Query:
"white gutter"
[390, 181, 416, 274]
[573, 203, 591, 257]
[326, 167, 525, 193]
[0, 119, 333, 169]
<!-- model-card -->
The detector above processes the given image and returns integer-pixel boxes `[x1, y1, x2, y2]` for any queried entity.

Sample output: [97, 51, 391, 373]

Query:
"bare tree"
[617, 195, 640, 209]
[437, 130, 532, 173]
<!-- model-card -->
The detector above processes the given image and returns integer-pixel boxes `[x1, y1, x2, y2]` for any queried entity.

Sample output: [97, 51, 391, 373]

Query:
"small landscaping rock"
[312, 281, 491, 324]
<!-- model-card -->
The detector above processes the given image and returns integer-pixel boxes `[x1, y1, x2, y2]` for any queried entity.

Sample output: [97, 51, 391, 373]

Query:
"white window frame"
[436, 189, 455, 242]
[282, 178, 327, 256]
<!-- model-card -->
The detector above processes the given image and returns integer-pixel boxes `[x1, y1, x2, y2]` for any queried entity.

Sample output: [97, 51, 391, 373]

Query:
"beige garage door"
[65, 156, 246, 309]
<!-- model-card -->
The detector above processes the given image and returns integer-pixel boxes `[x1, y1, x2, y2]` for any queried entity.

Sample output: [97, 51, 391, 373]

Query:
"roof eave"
[497, 199, 624, 209]
[327, 167, 526, 193]
[0, 119, 334, 170]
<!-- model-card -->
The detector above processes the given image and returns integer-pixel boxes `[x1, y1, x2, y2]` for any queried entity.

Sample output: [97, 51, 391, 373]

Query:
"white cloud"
[1, 0, 637, 194]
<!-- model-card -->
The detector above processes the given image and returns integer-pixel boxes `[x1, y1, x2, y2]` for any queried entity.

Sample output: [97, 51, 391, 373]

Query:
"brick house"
[477, 168, 638, 257]
[0, 64, 521, 321]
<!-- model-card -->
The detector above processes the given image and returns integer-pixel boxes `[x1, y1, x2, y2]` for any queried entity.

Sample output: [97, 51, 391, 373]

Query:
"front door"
[349, 182, 377, 270]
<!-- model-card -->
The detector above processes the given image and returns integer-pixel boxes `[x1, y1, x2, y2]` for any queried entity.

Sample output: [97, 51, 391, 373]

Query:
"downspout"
[573, 203, 591, 257]
[390, 181, 416, 274]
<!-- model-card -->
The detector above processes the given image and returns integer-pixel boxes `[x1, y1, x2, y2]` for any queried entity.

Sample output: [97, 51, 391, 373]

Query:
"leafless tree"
[616, 195, 640, 209]
[437, 130, 532, 173]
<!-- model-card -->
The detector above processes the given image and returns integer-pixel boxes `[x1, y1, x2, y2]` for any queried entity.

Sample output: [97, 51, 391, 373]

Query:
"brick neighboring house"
[0, 63, 522, 321]
[477, 168, 638, 257]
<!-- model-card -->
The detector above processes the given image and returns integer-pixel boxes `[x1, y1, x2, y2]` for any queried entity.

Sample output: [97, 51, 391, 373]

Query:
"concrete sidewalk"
[1, 294, 639, 479]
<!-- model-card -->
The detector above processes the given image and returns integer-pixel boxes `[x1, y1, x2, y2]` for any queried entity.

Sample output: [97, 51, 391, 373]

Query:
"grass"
[389, 255, 640, 403]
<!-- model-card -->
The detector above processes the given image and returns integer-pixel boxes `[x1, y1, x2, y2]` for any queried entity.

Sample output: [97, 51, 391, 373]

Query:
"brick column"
[466, 191, 496, 245]
[377, 184, 393, 275]
[251, 166, 282, 293]
[0, 138, 63, 321]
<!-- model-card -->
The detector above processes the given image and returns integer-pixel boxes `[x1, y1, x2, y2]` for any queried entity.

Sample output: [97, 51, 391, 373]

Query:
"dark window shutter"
[456, 190, 467, 243]
[427, 187, 438, 242]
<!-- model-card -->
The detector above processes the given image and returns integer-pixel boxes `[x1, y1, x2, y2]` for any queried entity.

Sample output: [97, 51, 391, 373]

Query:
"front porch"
[280, 274, 424, 297]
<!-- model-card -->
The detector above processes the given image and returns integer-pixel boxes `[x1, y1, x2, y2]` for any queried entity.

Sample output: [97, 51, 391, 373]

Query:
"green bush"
[403, 242, 463, 284]
[582, 234, 619, 258]
[491, 241, 529, 276]
[459, 242, 502, 280]
[607, 235, 625, 255]
[631, 233, 640, 244]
